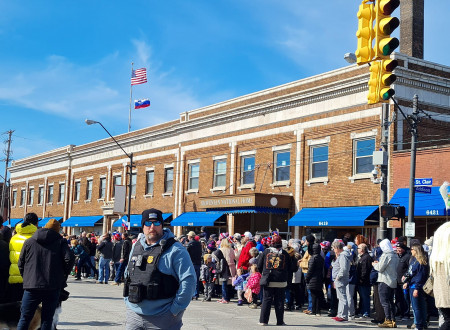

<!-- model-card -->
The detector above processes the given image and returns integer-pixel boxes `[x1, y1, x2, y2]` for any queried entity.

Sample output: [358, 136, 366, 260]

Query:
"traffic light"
[380, 205, 405, 219]
[374, 0, 400, 60]
[367, 61, 381, 104]
[379, 59, 398, 101]
[394, 206, 405, 219]
[355, 1, 375, 65]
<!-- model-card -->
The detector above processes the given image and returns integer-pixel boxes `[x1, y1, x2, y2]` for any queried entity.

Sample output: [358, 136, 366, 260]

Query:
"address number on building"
[425, 210, 440, 216]
[318, 221, 329, 226]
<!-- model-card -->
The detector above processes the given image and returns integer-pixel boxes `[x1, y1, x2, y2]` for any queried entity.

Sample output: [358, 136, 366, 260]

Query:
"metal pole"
[1, 130, 13, 224]
[127, 153, 133, 231]
[129, 63, 133, 133]
[379, 104, 389, 240]
[407, 94, 419, 246]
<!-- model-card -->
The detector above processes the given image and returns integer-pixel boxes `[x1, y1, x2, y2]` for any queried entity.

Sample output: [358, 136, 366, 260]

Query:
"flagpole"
[129, 62, 133, 133]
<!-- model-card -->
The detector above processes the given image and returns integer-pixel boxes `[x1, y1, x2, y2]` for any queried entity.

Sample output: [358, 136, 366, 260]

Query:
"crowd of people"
[0, 211, 449, 329]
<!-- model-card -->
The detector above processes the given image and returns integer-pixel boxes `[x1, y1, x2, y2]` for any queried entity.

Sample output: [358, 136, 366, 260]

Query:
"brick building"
[7, 52, 449, 244]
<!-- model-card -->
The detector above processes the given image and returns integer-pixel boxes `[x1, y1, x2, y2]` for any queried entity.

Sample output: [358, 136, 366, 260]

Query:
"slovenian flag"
[122, 217, 130, 230]
[134, 98, 150, 109]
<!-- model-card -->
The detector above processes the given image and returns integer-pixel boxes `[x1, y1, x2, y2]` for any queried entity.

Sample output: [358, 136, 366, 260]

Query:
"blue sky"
[0, 0, 449, 178]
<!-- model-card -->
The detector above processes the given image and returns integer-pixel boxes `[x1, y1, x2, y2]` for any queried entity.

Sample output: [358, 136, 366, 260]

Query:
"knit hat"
[141, 208, 163, 227]
[233, 233, 241, 240]
[244, 231, 253, 240]
[207, 241, 216, 251]
[320, 241, 330, 249]
[266, 236, 272, 245]
[410, 238, 421, 247]
[396, 242, 407, 251]
[220, 232, 228, 240]
[44, 219, 60, 233]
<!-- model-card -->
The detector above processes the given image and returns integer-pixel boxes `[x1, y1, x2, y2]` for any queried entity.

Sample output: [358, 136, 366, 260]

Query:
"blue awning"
[112, 213, 173, 227]
[207, 207, 289, 214]
[2, 218, 23, 227]
[170, 212, 225, 227]
[38, 217, 63, 227]
[288, 206, 378, 227]
[61, 216, 103, 227]
[389, 187, 447, 217]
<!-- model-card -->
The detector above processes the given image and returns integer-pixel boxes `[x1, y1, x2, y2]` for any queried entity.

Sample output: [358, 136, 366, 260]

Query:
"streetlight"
[85, 119, 134, 231]
[344, 52, 357, 64]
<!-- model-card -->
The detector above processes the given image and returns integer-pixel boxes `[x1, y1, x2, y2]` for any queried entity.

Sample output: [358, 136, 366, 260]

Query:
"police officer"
[124, 208, 196, 330]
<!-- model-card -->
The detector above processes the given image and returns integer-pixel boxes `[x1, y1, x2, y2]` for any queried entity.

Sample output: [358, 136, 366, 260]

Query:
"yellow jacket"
[299, 250, 311, 274]
[9, 223, 37, 284]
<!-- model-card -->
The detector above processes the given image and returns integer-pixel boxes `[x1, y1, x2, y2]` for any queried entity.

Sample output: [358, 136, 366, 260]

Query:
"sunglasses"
[144, 220, 162, 227]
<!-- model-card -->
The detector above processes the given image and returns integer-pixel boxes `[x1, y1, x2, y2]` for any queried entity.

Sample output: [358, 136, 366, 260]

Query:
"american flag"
[131, 68, 147, 85]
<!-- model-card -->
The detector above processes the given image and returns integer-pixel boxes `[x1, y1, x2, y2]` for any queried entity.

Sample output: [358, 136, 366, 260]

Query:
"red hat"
[266, 237, 272, 245]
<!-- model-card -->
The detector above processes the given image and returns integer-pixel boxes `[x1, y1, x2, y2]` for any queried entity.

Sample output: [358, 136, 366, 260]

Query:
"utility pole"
[379, 103, 389, 240]
[406, 95, 419, 246]
[1, 130, 14, 224]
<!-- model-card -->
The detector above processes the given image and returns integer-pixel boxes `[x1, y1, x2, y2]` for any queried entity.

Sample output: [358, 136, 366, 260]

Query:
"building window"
[164, 168, 173, 193]
[58, 183, 65, 203]
[38, 187, 44, 204]
[310, 145, 328, 178]
[99, 178, 106, 199]
[28, 188, 34, 206]
[20, 189, 25, 206]
[86, 180, 93, 200]
[213, 160, 226, 188]
[74, 182, 80, 201]
[241, 155, 255, 185]
[188, 163, 200, 190]
[12, 190, 17, 207]
[112, 175, 121, 197]
[47, 185, 54, 203]
[274, 151, 290, 182]
[146, 170, 154, 195]
[354, 138, 375, 175]
[131, 173, 137, 196]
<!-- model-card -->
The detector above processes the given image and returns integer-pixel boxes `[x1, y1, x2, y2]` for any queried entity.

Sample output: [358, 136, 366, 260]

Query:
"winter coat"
[396, 250, 411, 284]
[71, 245, 88, 258]
[97, 239, 113, 259]
[233, 273, 250, 291]
[305, 244, 324, 291]
[187, 239, 203, 266]
[237, 240, 256, 270]
[112, 240, 123, 262]
[405, 258, 429, 291]
[299, 250, 311, 274]
[332, 249, 351, 287]
[0, 237, 10, 302]
[212, 248, 231, 283]
[373, 239, 399, 288]
[356, 252, 373, 286]
[8, 223, 37, 284]
[18, 228, 75, 290]
[200, 263, 216, 283]
[432, 262, 450, 308]
[258, 247, 292, 287]
[246, 272, 262, 294]
[121, 238, 132, 261]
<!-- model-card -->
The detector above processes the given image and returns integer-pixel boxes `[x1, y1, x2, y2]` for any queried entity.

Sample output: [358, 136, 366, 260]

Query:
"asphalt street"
[56, 278, 438, 329]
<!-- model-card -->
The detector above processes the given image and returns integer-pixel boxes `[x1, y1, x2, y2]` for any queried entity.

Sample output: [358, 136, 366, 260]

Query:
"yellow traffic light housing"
[368, 61, 381, 104]
[374, 0, 400, 60]
[355, 1, 375, 65]
[379, 59, 398, 101]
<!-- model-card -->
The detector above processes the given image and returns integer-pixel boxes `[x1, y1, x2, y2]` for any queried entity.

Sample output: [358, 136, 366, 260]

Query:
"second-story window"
[47, 185, 54, 203]
[354, 138, 375, 175]
[164, 168, 173, 193]
[28, 188, 34, 206]
[99, 177, 106, 199]
[20, 189, 25, 206]
[213, 159, 226, 188]
[74, 181, 80, 201]
[131, 173, 137, 196]
[86, 180, 93, 200]
[146, 170, 154, 195]
[58, 183, 65, 203]
[241, 155, 255, 185]
[12, 190, 17, 207]
[38, 187, 44, 204]
[274, 151, 290, 182]
[188, 163, 199, 190]
[310, 145, 328, 179]
[112, 175, 121, 197]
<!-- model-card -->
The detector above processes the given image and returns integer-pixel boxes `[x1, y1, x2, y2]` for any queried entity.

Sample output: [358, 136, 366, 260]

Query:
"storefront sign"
[199, 196, 255, 208]
[387, 219, 401, 228]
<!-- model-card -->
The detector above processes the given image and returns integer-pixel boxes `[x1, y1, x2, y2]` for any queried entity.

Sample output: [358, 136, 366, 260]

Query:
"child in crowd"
[200, 254, 217, 302]
[233, 267, 250, 306]
[245, 264, 262, 309]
